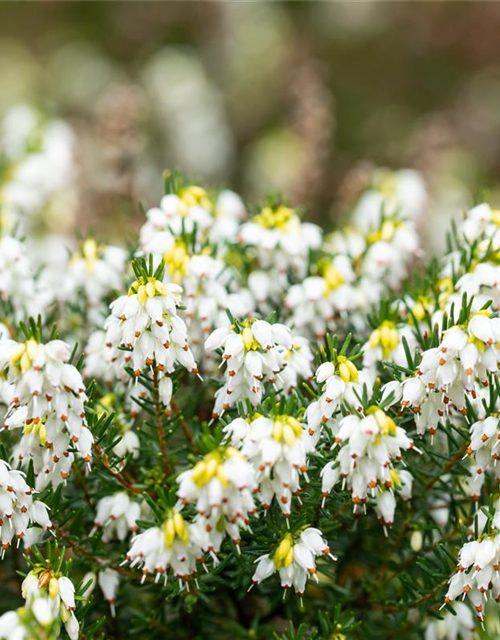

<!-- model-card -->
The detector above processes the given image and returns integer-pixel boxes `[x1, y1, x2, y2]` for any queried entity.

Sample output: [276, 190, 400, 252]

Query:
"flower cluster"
[0, 460, 51, 554]
[400, 312, 500, 437]
[126, 510, 203, 586]
[59, 239, 128, 323]
[224, 413, 313, 517]
[0, 236, 41, 321]
[305, 355, 368, 439]
[0, 336, 91, 490]
[285, 176, 423, 340]
[238, 203, 322, 306]
[0, 104, 75, 232]
[140, 185, 245, 255]
[321, 407, 414, 525]
[252, 528, 335, 596]
[445, 533, 500, 621]
[4, 100, 500, 640]
[91, 492, 141, 542]
[104, 266, 198, 408]
[206, 319, 292, 418]
[424, 602, 475, 640]
[177, 447, 257, 550]
[0, 568, 80, 640]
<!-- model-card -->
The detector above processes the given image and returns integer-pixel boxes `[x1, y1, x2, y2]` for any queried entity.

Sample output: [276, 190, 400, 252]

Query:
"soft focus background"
[2, 1, 500, 250]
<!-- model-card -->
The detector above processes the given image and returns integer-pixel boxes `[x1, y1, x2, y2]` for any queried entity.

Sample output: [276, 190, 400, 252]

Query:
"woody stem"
[153, 367, 171, 478]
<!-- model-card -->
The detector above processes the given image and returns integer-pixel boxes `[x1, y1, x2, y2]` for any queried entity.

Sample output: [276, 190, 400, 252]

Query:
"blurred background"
[2, 1, 500, 250]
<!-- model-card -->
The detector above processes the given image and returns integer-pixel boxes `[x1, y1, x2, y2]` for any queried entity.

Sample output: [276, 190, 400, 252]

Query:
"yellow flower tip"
[164, 517, 176, 549]
[100, 394, 115, 408]
[369, 329, 381, 349]
[137, 285, 148, 305]
[287, 416, 303, 437]
[26, 339, 38, 360]
[372, 407, 396, 436]
[491, 209, 500, 225]
[217, 466, 229, 488]
[20, 352, 31, 374]
[283, 424, 296, 447]
[173, 512, 189, 545]
[437, 277, 454, 295]
[370, 321, 399, 358]
[345, 359, 358, 383]
[9, 343, 26, 367]
[389, 469, 401, 487]
[412, 297, 430, 322]
[254, 205, 297, 231]
[11, 339, 39, 373]
[191, 461, 208, 487]
[180, 185, 211, 211]
[337, 356, 357, 383]
[284, 547, 294, 568]
[48, 577, 59, 599]
[338, 361, 350, 383]
[473, 309, 492, 318]
[380, 220, 396, 242]
[164, 242, 190, 281]
[275, 533, 294, 568]
[82, 238, 99, 273]
[323, 265, 345, 295]
[242, 327, 255, 351]
[38, 424, 47, 446]
[225, 447, 243, 459]
[273, 416, 303, 444]
[272, 419, 284, 443]
[83, 238, 98, 258]
[192, 450, 226, 487]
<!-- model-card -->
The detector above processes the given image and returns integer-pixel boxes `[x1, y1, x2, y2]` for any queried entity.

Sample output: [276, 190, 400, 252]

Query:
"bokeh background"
[3, 1, 500, 251]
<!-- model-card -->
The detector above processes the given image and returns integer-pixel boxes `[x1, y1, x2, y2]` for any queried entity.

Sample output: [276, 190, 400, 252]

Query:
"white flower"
[0, 235, 41, 320]
[210, 190, 246, 243]
[320, 407, 414, 525]
[0, 610, 26, 640]
[104, 272, 198, 408]
[98, 568, 120, 617]
[126, 511, 203, 586]
[424, 601, 475, 640]
[401, 312, 500, 437]
[177, 447, 257, 549]
[251, 528, 335, 596]
[91, 492, 141, 542]
[352, 168, 427, 232]
[58, 239, 127, 319]
[275, 335, 314, 394]
[0, 337, 91, 490]
[20, 569, 79, 639]
[305, 355, 369, 440]
[224, 414, 314, 517]
[0, 104, 75, 231]
[459, 203, 500, 244]
[285, 257, 357, 339]
[466, 416, 500, 498]
[205, 319, 291, 418]
[0, 458, 52, 554]
[445, 532, 500, 621]
[140, 185, 213, 255]
[159, 242, 239, 363]
[238, 204, 322, 302]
